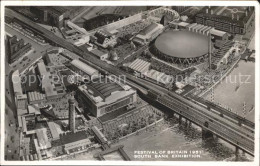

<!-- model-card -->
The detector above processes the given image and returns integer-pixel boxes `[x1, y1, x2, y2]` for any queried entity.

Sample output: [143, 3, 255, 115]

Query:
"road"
[5, 24, 52, 73]
[4, 19, 52, 161]
[5, 8, 255, 156]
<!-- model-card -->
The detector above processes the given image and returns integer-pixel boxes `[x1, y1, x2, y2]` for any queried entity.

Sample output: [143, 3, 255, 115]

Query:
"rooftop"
[37, 61, 66, 98]
[47, 121, 60, 140]
[196, 6, 254, 27]
[81, 78, 124, 100]
[70, 59, 98, 76]
[35, 128, 52, 149]
[78, 76, 135, 104]
[91, 49, 107, 58]
[94, 30, 113, 44]
[210, 28, 228, 37]
[12, 70, 23, 95]
[32, 6, 69, 16]
[60, 130, 89, 145]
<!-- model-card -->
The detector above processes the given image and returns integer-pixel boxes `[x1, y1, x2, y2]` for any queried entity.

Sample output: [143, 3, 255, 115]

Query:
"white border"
[1, 1, 259, 166]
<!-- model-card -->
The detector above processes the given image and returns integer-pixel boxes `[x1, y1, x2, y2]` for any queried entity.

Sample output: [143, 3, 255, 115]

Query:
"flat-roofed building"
[70, 59, 99, 80]
[210, 28, 229, 41]
[28, 105, 41, 115]
[133, 23, 164, 45]
[128, 58, 151, 76]
[30, 6, 70, 28]
[27, 91, 46, 104]
[47, 121, 60, 141]
[16, 94, 28, 110]
[76, 76, 137, 117]
[60, 131, 93, 154]
[91, 49, 108, 61]
[6, 35, 32, 64]
[35, 128, 52, 150]
[195, 6, 255, 34]
[145, 69, 173, 86]
[12, 70, 23, 95]
[169, 21, 190, 29]
[37, 61, 66, 100]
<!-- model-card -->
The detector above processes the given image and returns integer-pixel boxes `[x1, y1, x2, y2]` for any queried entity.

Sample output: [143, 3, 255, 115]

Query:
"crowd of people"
[102, 105, 163, 141]
[116, 19, 152, 39]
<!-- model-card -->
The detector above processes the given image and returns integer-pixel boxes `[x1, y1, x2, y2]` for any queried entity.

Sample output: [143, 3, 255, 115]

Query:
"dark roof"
[87, 78, 124, 99]
[94, 30, 112, 44]
[60, 131, 89, 144]
[196, 6, 254, 27]
[32, 6, 68, 15]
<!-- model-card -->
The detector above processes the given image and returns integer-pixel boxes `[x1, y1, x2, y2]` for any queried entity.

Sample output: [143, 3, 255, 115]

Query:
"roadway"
[5, 8, 255, 156]
[4, 19, 52, 161]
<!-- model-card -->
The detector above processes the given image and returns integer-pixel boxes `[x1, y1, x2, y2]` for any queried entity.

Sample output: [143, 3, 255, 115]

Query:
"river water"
[65, 60, 255, 161]
[204, 60, 255, 123]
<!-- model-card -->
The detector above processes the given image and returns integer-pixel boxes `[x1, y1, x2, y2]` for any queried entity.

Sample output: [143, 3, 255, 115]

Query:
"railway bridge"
[6, 8, 254, 158]
[148, 89, 254, 156]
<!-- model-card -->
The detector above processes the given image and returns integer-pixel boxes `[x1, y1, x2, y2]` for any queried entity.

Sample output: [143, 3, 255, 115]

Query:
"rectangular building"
[90, 49, 108, 61]
[60, 131, 93, 154]
[70, 59, 99, 80]
[133, 23, 164, 45]
[6, 35, 32, 64]
[30, 6, 70, 28]
[195, 6, 255, 34]
[37, 61, 66, 100]
[76, 76, 137, 117]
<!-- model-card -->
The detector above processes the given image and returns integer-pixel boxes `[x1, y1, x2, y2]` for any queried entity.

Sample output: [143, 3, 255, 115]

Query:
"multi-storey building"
[30, 6, 70, 28]
[76, 76, 137, 117]
[6, 35, 32, 64]
[195, 6, 255, 34]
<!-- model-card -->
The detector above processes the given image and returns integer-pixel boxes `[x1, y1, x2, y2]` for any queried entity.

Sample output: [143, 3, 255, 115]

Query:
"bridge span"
[6, 8, 254, 157]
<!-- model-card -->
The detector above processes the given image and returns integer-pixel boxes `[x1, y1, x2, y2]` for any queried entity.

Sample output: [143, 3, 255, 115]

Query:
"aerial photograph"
[3, 5, 256, 162]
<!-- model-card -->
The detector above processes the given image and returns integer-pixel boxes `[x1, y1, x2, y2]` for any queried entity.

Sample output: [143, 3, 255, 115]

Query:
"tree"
[122, 129, 128, 136]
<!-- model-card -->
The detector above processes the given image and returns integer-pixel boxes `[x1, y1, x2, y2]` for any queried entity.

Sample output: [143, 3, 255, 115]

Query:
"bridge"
[188, 96, 255, 129]
[6, 8, 254, 157]
[156, 92, 254, 156]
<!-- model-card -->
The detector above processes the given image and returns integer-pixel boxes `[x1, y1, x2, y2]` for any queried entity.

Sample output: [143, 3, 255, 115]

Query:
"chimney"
[208, 32, 212, 71]
[211, 9, 213, 15]
[237, 15, 239, 21]
[246, 11, 248, 16]
[232, 13, 234, 20]
[69, 98, 75, 133]
[206, 9, 208, 14]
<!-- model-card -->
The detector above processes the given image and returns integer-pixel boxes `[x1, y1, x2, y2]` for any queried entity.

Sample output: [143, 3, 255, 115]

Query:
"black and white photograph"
[1, 1, 259, 165]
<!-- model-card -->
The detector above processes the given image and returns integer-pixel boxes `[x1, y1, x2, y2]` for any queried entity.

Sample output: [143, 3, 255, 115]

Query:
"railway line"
[5, 8, 255, 156]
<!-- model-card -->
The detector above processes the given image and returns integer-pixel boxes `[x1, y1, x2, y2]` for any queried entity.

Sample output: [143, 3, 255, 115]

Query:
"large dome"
[154, 30, 209, 63]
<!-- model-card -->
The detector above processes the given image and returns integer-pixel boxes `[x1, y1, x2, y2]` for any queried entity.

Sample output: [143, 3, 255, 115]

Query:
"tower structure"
[69, 98, 76, 133]
[208, 32, 212, 70]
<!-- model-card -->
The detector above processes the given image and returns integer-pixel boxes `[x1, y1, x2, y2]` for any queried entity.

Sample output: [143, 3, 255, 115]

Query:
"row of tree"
[105, 113, 162, 141]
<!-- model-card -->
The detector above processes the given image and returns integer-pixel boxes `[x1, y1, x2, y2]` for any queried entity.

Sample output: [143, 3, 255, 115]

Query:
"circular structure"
[153, 30, 209, 64]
